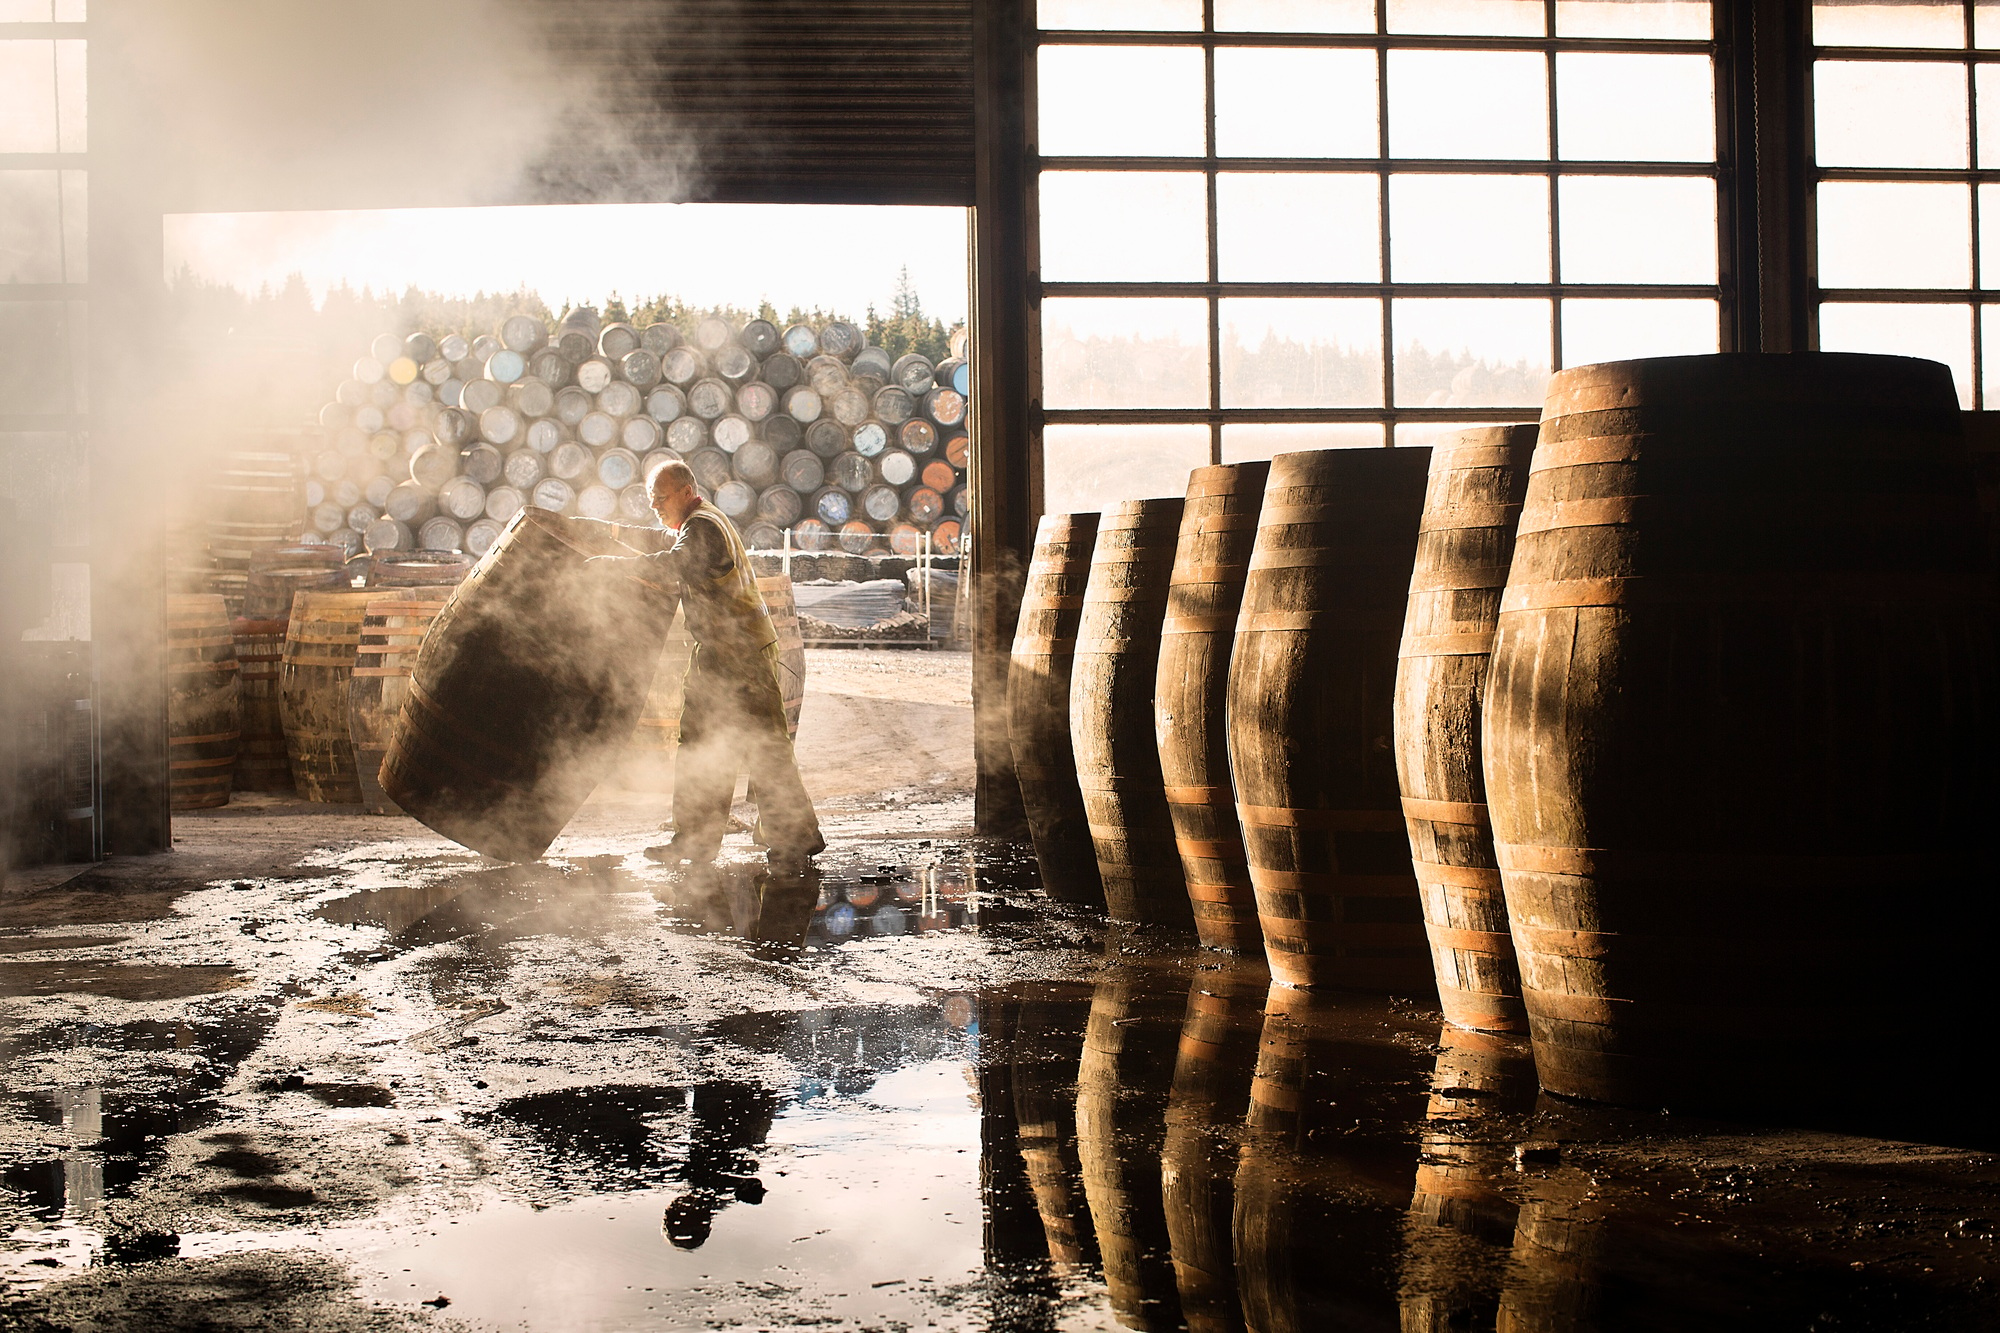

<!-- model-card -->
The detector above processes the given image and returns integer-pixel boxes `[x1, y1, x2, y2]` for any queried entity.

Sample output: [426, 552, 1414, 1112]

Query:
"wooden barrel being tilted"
[381, 507, 676, 861]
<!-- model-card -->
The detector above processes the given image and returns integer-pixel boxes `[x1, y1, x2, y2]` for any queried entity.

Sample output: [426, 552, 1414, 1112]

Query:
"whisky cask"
[1007, 513, 1105, 907]
[166, 594, 240, 810]
[231, 617, 294, 793]
[1072, 498, 1189, 926]
[380, 508, 675, 861]
[1156, 462, 1269, 950]
[279, 589, 379, 802]
[1393, 426, 1537, 1032]
[1484, 352, 1998, 1111]
[348, 587, 457, 815]
[1227, 448, 1433, 990]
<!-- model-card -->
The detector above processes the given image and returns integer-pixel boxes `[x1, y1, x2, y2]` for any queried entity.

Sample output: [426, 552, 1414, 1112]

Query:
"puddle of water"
[5, 830, 1998, 1331]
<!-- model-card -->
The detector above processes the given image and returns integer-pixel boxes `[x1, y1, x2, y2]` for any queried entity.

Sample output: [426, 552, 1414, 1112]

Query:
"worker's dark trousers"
[672, 642, 821, 855]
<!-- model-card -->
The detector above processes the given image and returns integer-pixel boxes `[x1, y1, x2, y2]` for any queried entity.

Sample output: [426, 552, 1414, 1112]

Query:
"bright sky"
[163, 204, 972, 322]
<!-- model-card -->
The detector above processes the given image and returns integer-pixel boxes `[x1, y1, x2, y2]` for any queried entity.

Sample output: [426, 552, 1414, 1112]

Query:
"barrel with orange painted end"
[1393, 427, 1537, 1032]
[1484, 352, 1999, 1113]
[1163, 959, 1266, 1333]
[1156, 462, 1270, 951]
[1007, 513, 1104, 907]
[166, 594, 240, 810]
[1073, 498, 1190, 925]
[280, 589, 380, 802]
[381, 507, 675, 862]
[348, 587, 458, 814]
[1227, 448, 1434, 991]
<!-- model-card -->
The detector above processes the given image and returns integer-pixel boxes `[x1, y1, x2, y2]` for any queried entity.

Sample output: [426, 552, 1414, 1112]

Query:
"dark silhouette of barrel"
[1007, 513, 1105, 907]
[1227, 448, 1433, 991]
[1483, 352, 1998, 1112]
[231, 617, 293, 791]
[1010, 981, 1099, 1266]
[1077, 961, 1186, 1331]
[280, 589, 379, 802]
[1162, 960, 1265, 1333]
[1156, 463, 1269, 951]
[1398, 1026, 1535, 1332]
[1233, 987, 1432, 1333]
[1072, 498, 1189, 925]
[348, 587, 457, 815]
[167, 594, 240, 810]
[1394, 426, 1537, 1033]
[381, 507, 677, 861]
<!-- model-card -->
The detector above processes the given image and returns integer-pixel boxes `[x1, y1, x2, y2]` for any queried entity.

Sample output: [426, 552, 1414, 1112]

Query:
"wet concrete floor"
[2, 797, 1998, 1331]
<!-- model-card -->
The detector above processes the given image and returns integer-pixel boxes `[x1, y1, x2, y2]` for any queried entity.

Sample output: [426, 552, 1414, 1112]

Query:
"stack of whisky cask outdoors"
[302, 311, 971, 567]
[1008, 349, 1994, 1120]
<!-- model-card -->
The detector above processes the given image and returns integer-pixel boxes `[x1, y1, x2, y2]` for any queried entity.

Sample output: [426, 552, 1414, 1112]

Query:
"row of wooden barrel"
[1001, 965, 1580, 1333]
[168, 553, 805, 814]
[1009, 351, 1997, 1113]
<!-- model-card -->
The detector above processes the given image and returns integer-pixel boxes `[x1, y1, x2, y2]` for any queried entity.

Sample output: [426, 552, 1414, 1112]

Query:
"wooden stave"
[1071, 498, 1190, 926]
[1392, 426, 1538, 1033]
[1484, 352, 1998, 1111]
[1156, 462, 1270, 951]
[231, 617, 294, 792]
[348, 586, 459, 815]
[1161, 960, 1267, 1333]
[1007, 512, 1106, 908]
[1076, 965, 1188, 1332]
[166, 594, 241, 811]
[380, 508, 676, 862]
[279, 589, 380, 803]
[1227, 448, 1435, 992]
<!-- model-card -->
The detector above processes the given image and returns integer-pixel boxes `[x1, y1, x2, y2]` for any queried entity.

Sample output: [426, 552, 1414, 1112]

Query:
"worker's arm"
[569, 515, 671, 555]
[585, 517, 730, 583]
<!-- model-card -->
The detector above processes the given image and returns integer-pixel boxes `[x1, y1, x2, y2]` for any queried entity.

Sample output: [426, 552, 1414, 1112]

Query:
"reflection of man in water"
[661, 1079, 782, 1249]
[585, 459, 823, 871]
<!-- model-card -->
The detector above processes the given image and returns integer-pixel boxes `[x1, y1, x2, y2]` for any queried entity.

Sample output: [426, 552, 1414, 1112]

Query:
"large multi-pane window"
[1031, 0, 1723, 510]
[1, 0, 90, 641]
[1812, 0, 1999, 406]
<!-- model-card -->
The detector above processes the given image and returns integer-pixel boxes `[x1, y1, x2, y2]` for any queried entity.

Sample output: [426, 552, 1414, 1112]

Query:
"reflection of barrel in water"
[1399, 1027, 1537, 1332]
[1234, 987, 1434, 1333]
[1162, 959, 1267, 1333]
[1010, 981, 1098, 1267]
[1078, 965, 1187, 1331]
[1493, 1116, 1606, 1333]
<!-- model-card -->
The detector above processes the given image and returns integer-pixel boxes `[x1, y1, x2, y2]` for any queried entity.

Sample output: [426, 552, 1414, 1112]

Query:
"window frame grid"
[1032, 7, 1729, 446]
[1811, 2, 1996, 406]
[1, 15, 90, 438]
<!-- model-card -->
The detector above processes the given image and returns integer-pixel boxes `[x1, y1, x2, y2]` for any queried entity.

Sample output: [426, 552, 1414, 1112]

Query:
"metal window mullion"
[1378, 10, 1395, 434]
[1036, 28, 1710, 55]
[1043, 406, 1541, 423]
[1042, 280, 1718, 298]
[1971, 41, 1985, 406]
[1205, 10, 1221, 465]
[1038, 154, 1715, 174]
[1547, 0, 1563, 372]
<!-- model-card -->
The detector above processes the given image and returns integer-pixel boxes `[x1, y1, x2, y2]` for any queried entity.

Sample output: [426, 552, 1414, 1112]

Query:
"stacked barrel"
[1008, 350, 1994, 1120]
[305, 311, 972, 564]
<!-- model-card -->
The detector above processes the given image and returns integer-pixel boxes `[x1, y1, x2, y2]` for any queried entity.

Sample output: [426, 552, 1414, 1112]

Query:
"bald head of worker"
[648, 458, 702, 531]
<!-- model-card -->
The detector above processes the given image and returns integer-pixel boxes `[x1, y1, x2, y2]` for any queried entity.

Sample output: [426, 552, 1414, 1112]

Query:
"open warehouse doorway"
[158, 200, 979, 845]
